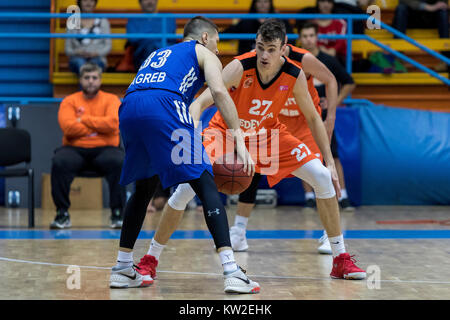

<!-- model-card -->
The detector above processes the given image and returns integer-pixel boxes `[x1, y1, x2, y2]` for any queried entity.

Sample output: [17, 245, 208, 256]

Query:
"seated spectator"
[393, 0, 448, 38]
[223, 0, 295, 55]
[315, 0, 348, 66]
[392, 0, 449, 71]
[125, 0, 177, 71]
[333, 0, 375, 34]
[65, 0, 112, 74]
[50, 63, 126, 230]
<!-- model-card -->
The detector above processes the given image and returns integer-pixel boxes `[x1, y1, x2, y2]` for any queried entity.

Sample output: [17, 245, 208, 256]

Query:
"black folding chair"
[0, 128, 34, 227]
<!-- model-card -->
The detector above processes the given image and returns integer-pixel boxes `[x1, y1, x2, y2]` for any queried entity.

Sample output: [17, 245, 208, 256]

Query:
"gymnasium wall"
[203, 104, 450, 206]
[3, 103, 450, 207]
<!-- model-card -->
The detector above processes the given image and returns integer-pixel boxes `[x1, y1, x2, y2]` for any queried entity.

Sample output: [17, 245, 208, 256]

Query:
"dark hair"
[77, 0, 98, 12]
[183, 16, 218, 39]
[299, 21, 319, 35]
[80, 62, 102, 77]
[249, 0, 275, 14]
[256, 19, 286, 45]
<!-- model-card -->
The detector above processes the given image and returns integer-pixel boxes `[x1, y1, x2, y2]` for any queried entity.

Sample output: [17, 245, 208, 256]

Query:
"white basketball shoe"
[109, 265, 154, 288]
[224, 266, 260, 294]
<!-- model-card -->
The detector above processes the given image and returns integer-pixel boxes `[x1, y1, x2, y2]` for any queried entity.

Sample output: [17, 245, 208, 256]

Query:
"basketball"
[212, 153, 252, 194]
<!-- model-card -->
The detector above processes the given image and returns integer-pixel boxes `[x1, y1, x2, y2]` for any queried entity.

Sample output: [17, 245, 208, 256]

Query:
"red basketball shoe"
[330, 253, 366, 280]
[136, 254, 158, 279]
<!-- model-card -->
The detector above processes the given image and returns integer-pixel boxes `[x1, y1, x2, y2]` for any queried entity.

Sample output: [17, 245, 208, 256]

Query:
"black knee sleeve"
[189, 170, 231, 250]
[238, 173, 262, 204]
[119, 175, 160, 249]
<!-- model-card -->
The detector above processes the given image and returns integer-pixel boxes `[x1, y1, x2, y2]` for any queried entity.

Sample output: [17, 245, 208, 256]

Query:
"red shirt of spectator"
[316, 19, 347, 60]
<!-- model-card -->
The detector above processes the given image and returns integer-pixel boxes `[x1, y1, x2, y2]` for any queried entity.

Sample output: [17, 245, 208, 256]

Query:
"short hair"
[256, 19, 286, 45]
[183, 16, 218, 39]
[80, 63, 102, 77]
[299, 21, 319, 35]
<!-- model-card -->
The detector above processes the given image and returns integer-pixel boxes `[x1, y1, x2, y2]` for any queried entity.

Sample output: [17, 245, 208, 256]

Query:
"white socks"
[219, 249, 238, 273]
[147, 238, 166, 260]
[329, 234, 346, 258]
[305, 192, 315, 200]
[117, 250, 133, 268]
[234, 215, 248, 230]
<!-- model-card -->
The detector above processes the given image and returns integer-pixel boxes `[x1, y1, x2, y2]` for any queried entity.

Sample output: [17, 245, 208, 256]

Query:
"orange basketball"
[212, 153, 253, 195]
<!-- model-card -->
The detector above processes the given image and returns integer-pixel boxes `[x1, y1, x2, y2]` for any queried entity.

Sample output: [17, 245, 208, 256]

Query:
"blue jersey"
[125, 40, 205, 106]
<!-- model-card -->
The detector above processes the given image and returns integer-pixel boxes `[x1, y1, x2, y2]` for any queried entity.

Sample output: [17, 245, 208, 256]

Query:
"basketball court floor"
[0, 205, 449, 300]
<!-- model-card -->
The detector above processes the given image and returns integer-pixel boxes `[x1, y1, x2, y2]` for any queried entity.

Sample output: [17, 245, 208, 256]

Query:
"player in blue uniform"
[109, 16, 259, 294]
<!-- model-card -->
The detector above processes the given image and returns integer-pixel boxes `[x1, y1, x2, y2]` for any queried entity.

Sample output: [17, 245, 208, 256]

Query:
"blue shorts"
[119, 89, 213, 189]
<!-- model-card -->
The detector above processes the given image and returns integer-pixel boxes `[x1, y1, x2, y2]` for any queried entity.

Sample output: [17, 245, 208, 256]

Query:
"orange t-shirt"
[58, 90, 121, 148]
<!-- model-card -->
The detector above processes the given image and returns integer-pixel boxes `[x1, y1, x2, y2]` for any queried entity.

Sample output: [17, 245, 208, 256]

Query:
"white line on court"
[1, 255, 450, 285]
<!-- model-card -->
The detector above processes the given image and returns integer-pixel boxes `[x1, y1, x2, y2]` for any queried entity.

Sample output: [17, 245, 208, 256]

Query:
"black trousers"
[51, 146, 126, 211]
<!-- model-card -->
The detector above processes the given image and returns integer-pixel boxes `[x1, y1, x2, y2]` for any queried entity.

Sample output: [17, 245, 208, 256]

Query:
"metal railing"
[0, 12, 449, 104]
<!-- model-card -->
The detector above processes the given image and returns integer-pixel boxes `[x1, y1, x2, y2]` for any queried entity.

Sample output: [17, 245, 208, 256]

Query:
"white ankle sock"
[219, 249, 238, 273]
[329, 234, 346, 258]
[339, 189, 348, 201]
[117, 250, 133, 268]
[305, 192, 315, 200]
[147, 238, 165, 260]
[234, 215, 248, 230]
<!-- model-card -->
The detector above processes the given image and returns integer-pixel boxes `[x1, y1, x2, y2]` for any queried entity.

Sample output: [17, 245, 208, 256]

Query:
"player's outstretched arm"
[293, 71, 341, 198]
[196, 45, 254, 176]
[302, 53, 338, 140]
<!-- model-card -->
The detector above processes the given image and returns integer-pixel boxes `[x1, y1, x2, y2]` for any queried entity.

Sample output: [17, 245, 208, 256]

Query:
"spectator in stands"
[65, 0, 112, 74]
[392, 0, 449, 71]
[223, 0, 295, 55]
[316, 0, 348, 66]
[393, 0, 448, 38]
[297, 1, 348, 66]
[298, 22, 356, 212]
[125, 0, 177, 71]
[333, 0, 375, 34]
[50, 63, 126, 230]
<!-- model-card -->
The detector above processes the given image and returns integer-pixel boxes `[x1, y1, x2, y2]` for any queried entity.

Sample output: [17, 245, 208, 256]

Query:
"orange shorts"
[202, 123, 318, 187]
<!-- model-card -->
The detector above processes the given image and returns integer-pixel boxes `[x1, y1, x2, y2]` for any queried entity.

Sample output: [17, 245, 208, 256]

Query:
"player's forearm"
[308, 115, 334, 164]
[324, 80, 339, 123]
[336, 84, 356, 107]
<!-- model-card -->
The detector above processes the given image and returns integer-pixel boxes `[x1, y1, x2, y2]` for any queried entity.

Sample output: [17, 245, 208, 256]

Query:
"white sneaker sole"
[331, 272, 367, 280]
[109, 274, 153, 288]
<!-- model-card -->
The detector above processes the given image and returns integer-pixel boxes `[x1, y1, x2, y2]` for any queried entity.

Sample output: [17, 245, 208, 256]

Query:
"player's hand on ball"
[234, 130, 255, 176]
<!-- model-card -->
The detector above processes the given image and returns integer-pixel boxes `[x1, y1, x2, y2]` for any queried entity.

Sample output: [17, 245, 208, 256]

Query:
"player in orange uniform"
[136, 19, 366, 281]
[227, 42, 339, 254]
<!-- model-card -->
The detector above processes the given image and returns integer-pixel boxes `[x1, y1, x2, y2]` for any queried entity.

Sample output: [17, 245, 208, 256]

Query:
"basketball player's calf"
[291, 158, 366, 280]
[136, 171, 260, 294]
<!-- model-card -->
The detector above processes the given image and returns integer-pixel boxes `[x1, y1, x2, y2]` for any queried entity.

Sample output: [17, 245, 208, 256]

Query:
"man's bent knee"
[167, 183, 196, 210]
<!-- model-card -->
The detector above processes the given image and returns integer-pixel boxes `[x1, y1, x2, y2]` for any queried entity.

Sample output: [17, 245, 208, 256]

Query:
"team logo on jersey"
[279, 85, 289, 91]
[243, 78, 253, 88]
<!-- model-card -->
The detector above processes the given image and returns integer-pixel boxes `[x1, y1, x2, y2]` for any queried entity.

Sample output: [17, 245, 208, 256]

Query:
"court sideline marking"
[1, 256, 449, 286]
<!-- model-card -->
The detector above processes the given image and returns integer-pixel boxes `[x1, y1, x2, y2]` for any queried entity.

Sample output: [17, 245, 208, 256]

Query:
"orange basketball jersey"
[278, 44, 322, 152]
[208, 51, 302, 134]
[204, 51, 319, 187]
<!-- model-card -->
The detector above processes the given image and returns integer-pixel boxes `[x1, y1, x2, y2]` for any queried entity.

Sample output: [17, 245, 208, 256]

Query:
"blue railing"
[0, 11, 449, 105]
